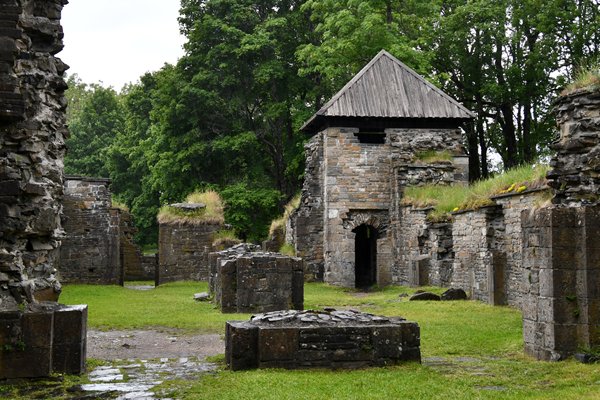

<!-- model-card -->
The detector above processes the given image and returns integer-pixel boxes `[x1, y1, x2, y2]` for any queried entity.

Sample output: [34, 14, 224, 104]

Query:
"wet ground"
[0, 329, 224, 400]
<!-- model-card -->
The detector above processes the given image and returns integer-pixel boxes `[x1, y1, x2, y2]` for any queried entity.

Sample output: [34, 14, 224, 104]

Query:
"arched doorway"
[354, 224, 377, 288]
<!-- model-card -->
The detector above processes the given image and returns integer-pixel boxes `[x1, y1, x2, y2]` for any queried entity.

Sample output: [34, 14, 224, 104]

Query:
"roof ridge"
[379, 50, 474, 117]
[301, 49, 475, 132]
[315, 50, 389, 116]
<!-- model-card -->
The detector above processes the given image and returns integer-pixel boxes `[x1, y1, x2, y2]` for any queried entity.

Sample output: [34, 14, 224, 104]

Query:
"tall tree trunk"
[494, 39, 518, 169]
[465, 122, 480, 182]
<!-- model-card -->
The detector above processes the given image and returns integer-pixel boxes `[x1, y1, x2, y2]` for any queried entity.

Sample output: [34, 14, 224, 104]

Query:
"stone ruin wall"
[119, 209, 151, 281]
[59, 177, 122, 284]
[393, 86, 600, 360]
[290, 132, 324, 280]
[521, 206, 600, 360]
[0, 0, 88, 379]
[157, 221, 222, 285]
[396, 190, 548, 308]
[292, 126, 467, 287]
[548, 89, 600, 204]
[226, 310, 420, 370]
[208, 245, 304, 313]
[0, 0, 69, 311]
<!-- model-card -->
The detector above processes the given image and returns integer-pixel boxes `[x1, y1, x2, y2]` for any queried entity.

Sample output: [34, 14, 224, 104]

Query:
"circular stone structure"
[225, 309, 420, 370]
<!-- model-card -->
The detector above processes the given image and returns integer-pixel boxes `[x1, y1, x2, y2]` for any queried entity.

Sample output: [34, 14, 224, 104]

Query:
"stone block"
[258, 328, 298, 361]
[226, 310, 420, 370]
[0, 311, 53, 379]
[225, 321, 258, 371]
[52, 305, 87, 374]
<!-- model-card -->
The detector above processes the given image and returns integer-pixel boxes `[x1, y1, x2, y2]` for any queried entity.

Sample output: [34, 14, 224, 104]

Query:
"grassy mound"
[157, 190, 225, 225]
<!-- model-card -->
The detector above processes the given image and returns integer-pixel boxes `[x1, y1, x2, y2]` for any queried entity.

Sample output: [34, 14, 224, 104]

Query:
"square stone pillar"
[522, 205, 600, 360]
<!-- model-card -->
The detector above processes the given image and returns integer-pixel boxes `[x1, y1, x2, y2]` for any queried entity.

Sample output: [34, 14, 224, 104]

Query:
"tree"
[64, 82, 124, 177]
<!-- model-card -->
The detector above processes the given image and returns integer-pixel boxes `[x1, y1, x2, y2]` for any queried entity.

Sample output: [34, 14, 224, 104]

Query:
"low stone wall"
[59, 177, 122, 284]
[209, 248, 303, 313]
[522, 205, 600, 360]
[395, 189, 550, 307]
[452, 206, 505, 304]
[226, 309, 420, 370]
[157, 222, 221, 284]
[139, 254, 158, 282]
[0, 304, 87, 378]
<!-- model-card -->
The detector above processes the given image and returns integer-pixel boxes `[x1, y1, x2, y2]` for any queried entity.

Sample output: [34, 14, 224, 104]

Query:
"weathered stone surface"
[548, 89, 600, 205]
[209, 248, 304, 313]
[0, 0, 68, 313]
[441, 288, 468, 301]
[226, 309, 420, 370]
[52, 304, 87, 374]
[522, 205, 600, 361]
[409, 292, 441, 301]
[158, 220, 222, 284]
[58, 177, 122, 284]
[0, 304, 87, 378]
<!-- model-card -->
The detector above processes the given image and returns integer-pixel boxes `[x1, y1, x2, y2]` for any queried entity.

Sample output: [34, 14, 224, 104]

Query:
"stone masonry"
[289, 132, 324, 281]
[158, 219, 222, 285]
[59, 177, 122, 284]
[225, 309, 420, 370]
[209, 247, 303, 313]
[521, 206, 600, 360]
[292, 51, 473, 289]
[548, 89, 600, 205]
[0, 0, 87, 378]
[0, 0, 68, 311]
[295, 126, 468, 288]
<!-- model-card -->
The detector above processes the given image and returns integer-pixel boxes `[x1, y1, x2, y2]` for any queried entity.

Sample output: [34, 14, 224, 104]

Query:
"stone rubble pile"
[250, 309, 405, 326]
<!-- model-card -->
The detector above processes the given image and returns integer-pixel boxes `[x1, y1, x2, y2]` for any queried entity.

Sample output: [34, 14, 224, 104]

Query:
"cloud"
[59, 0, 185, 89]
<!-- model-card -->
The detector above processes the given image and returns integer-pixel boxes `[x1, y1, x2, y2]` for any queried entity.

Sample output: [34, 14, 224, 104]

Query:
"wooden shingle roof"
[301, 50, 475, 133]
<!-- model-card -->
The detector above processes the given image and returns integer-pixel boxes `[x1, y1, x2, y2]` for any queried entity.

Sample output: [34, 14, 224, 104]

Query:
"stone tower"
[293, 50, 474, 288]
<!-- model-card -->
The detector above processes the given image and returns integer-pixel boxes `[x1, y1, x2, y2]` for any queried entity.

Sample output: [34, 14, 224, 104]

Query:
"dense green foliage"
[64, 0, 600, 245]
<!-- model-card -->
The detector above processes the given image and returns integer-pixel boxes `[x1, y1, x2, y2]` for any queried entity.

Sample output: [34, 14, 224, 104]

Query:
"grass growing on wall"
[414, 150, 454, 163]
[157, 190, 225, 225]
[268, 194, 301, 237]
[403, 164, 549, 221]
[562, 62, 600, 95]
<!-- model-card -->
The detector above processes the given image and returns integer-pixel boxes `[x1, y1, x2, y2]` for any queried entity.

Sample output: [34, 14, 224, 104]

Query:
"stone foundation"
[209, 247, 303, 313]
[225, 309, 420, 370]
[0, 304, 87, 378]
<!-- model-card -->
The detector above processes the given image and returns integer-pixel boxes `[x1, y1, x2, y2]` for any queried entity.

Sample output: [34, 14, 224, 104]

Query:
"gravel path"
[87, 329, 224, 360]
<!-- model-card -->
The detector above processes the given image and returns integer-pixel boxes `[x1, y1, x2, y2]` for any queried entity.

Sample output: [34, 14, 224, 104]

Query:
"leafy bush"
[221, 183, 282, 242]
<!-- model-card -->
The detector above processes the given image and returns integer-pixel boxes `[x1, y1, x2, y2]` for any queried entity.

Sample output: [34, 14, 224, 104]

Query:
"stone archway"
[353, 224, 378, 288]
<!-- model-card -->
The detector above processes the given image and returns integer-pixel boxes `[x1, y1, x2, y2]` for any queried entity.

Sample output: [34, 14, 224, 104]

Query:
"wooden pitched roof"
[301, 50, 475, 133]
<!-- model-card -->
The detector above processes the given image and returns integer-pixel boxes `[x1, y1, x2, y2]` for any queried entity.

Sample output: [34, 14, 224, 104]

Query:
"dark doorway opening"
[354, 224, 377, 288]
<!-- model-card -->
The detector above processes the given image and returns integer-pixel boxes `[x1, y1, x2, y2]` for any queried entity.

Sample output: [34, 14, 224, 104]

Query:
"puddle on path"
[76, 357, 216, 399]
[1, 357, 216, 400]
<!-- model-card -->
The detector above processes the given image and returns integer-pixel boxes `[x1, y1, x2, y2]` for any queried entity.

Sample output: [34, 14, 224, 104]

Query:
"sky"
[59, 0, 186, 91]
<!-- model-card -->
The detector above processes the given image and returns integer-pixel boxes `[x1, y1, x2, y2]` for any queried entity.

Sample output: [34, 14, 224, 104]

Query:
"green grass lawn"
[34, 283, 600, 399]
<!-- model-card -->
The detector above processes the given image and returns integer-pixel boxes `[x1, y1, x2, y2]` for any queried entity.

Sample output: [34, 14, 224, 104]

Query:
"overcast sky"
[59, 0, 186, 90]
